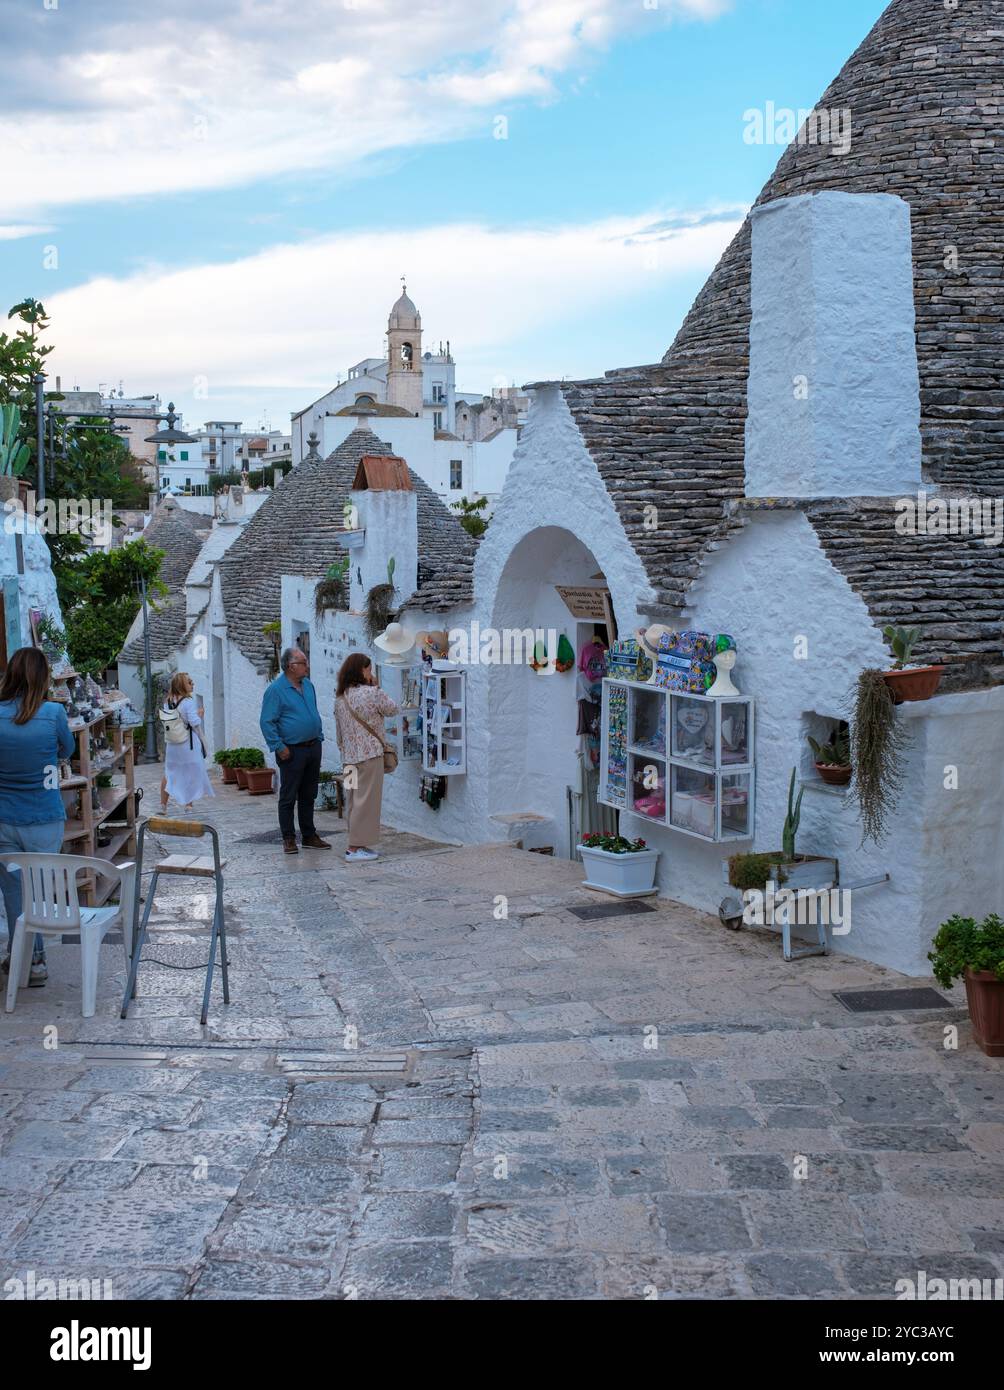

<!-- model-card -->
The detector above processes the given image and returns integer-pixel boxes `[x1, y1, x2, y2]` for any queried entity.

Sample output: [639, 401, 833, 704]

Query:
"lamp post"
[137, 573, 158, 763]
[144, 401, 195, 499]
[137, 403, 196, 761]
[33, 373, 45, 505]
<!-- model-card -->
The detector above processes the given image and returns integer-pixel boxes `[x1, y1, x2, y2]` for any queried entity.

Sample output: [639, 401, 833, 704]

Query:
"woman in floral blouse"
[334, 653, 398, 861]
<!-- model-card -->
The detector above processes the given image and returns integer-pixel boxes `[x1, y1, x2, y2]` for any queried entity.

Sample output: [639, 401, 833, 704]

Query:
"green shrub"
[728, 852, 788, 893]
[928, 914, 1004, 989]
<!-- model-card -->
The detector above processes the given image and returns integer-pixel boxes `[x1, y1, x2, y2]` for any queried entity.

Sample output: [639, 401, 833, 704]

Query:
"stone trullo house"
[253, 0, 1002, 981]
[151, 0, 1000, 979]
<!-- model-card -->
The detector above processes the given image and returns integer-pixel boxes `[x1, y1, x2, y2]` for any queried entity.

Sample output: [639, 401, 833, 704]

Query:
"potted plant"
[880, 625, 944, 703]
[577, 831, 660, 898]
[315, 557, 350, 618]
[807, 721, 852, 786]
[242, 748, 275, 795]
[36, 613, 67, 666]
[232, 748, 253, 789]
[0, 402, 30, 506]
[215, 748, 238, 785]
[929, 913, 1004, 1057]
[851, 669, 909, 845]
[317, 769, 341, 812]
[729, 768, 837, 898]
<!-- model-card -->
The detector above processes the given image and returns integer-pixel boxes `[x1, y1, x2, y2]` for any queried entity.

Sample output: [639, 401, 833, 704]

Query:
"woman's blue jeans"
[0, 819, 66, 962]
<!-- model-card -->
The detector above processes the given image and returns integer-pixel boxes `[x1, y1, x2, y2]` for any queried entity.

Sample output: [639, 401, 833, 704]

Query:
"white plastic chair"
[4, 853, 137, 1019]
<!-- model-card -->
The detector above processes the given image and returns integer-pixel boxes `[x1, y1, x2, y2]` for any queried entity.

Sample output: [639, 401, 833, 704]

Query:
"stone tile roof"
[556, 0, 1004, 689]
[117, 500, 211, 664]
[219, 427, 477, 674]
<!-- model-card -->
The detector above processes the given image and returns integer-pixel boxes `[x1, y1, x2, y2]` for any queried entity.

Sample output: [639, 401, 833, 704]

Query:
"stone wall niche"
[745, 190, 924, 499]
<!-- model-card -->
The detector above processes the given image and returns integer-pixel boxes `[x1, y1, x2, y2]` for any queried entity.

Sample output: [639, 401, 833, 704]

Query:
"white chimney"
[347, 454, 418, 616]
[745, 190, 924, 498]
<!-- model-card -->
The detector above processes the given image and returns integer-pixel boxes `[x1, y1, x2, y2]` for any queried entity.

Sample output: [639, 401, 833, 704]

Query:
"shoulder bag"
[342, 698, 398, 774]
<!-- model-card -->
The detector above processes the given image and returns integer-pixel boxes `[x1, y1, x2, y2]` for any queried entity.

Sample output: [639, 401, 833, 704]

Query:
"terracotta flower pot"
[244, 767, 275, 795]
[881, 666, 944, 703]
[815, 762, 852, 787]
[234, 767, 250, 789]
[220, 765, 237, 784]
[964, 968, 1004, 1057]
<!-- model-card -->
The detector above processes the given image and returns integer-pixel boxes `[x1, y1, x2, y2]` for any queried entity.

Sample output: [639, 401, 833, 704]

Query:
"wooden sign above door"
[555, 585, 612, 625]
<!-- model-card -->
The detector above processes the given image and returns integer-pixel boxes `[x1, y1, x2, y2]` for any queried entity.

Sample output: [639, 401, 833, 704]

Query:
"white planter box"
[578, 845, 660, 898]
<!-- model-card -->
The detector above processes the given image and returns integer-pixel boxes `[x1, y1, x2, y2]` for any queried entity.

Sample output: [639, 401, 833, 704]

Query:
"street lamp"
[136, 403, 196, 762]
[144, 401, 195, 497]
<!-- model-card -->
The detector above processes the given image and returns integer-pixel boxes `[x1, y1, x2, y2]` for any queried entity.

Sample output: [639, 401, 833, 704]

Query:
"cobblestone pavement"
[1, 767, 1002, 1300]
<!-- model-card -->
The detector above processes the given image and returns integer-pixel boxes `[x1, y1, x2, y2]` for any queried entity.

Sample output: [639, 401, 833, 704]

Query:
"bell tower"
[386, 279, 423, 417]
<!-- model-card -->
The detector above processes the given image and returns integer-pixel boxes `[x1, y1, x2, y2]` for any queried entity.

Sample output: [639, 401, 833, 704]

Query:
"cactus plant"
[807, 721, 850, 767]
[0, 403, 30, 478]
[781, 766, 803, 862]
[883, 624, 921, 670]
[387, 555, 396, 586]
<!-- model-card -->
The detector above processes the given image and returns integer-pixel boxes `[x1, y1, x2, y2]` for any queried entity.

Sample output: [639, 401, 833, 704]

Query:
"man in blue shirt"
[259, 647, 331, 854]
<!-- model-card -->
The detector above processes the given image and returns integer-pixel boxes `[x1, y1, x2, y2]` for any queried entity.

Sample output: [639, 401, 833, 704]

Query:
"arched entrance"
[485, 526, 618, 858]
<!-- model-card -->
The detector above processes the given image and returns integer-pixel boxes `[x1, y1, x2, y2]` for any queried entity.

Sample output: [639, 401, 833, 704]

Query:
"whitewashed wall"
[1, 510, 62, 650]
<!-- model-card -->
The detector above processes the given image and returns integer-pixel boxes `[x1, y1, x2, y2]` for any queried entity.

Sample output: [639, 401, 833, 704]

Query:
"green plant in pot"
[929, 913, 1004, 1057]
[231, 747, 257, 788]
[728, 768, 835, 909]
[365, 557, 399, 643]
[880, 623, 944, 703]
[807, 721, 851, 786]
[315, 556, 350, 619]
[0, 403, 30, 479]
[241, 746, 275, 795]
[851, 669, 909, 846]
[215, 748, 239, 784]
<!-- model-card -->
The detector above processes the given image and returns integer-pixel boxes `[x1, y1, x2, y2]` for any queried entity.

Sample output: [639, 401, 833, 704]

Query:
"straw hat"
[634, 624, 677, 658]
[415, 629, 450, 659]
[373, 622, 415, 656]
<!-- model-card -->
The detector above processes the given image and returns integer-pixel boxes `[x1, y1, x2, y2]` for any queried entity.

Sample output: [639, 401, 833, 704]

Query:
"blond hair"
[167, 671, 194, 702]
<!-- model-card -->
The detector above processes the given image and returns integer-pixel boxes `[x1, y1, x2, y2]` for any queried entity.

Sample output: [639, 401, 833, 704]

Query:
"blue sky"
[0, 0, 889, 429]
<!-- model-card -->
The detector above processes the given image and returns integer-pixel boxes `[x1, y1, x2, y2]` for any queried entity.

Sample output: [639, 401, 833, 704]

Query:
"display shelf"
[599, 678, 754, 844]
[375, 662, 424, 762]
[59, 704, 137, 905]
[422, 668, 466, 775]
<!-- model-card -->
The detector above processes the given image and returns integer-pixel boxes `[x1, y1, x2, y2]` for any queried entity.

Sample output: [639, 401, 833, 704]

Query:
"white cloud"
[45, 208, 744, 416]
[0, 225, 53, 241]
[2, 0, 733, 217]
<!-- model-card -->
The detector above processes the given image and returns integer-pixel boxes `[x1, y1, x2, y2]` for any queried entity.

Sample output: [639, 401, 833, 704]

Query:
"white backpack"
[159, 703, 192, 746]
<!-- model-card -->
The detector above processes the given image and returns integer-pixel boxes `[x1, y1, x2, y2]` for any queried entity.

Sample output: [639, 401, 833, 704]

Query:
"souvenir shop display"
[422, 667, 466, 774]
[375, 661, 424, 762]
[599, 675, 754, 843]
[607, 638, 652, 683]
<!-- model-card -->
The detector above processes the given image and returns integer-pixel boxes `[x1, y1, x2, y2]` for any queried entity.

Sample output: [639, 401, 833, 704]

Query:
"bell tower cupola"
[386, 278, 423, 417]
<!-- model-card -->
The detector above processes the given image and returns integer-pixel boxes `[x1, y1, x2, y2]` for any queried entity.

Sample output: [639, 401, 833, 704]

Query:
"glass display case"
[376, 662, 424, 762]
[422, 668, 466, 775]
[599, 678, 754, 842]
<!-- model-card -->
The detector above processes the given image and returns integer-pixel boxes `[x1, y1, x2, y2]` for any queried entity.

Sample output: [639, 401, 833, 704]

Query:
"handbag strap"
[341, 697, 389, 753]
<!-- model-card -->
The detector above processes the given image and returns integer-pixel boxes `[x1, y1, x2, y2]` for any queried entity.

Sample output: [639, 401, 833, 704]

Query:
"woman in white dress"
[159, 672, 214, 812]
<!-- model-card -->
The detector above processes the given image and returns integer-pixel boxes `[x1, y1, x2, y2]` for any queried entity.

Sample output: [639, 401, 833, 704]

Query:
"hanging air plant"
[851, 668, 910, 846]
[314, 556, 350, 618]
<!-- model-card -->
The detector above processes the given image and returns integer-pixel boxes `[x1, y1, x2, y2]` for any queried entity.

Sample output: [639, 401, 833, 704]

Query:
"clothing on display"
[577, 638, 608, 682]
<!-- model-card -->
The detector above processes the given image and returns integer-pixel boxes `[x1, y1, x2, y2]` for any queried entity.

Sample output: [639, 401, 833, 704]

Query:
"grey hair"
[280, 647, 301, 672]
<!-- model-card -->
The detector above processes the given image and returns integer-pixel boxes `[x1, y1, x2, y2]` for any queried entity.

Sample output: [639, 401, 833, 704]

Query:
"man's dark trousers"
[277, 740, 322, 841]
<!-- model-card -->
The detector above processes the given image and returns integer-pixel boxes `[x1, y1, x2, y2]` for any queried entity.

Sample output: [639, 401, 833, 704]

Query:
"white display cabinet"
[376, 662, 424, 762]
[599, 678, 754, 843]
[422, 667, 466, 775]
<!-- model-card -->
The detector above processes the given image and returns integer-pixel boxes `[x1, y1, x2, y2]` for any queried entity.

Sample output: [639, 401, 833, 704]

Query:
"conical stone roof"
[219, 428, 477, 674]
[559, 0, 1004, 687]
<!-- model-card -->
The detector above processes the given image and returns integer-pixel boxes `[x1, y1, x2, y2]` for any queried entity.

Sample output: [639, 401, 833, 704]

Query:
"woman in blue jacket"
[0, 646, 75, 987]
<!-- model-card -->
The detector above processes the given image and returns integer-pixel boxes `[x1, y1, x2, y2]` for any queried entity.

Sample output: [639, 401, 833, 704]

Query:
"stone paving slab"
[0, 767, 1000, 1300]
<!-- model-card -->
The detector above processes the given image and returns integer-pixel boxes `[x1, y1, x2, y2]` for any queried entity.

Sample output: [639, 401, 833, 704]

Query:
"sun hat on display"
[374, 622, 415, 656]
[634, 624, 677, 658]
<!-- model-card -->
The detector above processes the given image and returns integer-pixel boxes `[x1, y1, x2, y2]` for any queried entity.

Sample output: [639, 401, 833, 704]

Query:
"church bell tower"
[386, 280, 423, 417]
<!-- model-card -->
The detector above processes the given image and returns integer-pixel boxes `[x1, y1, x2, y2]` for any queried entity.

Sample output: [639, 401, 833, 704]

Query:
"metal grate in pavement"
[834, 987, 952, 1013]
[566, 899, 657, 921]
[276, 1049, 411, 1080]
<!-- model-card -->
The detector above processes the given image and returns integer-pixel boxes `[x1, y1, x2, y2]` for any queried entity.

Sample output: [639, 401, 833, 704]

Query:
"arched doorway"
[485, 526, 618, 858]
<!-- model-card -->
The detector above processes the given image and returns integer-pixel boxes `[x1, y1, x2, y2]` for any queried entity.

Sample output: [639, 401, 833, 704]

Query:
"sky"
[0, 0, 890, 432]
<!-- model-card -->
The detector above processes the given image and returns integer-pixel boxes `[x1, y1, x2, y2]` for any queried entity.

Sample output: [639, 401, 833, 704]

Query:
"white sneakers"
[345, 848, 379, 861]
